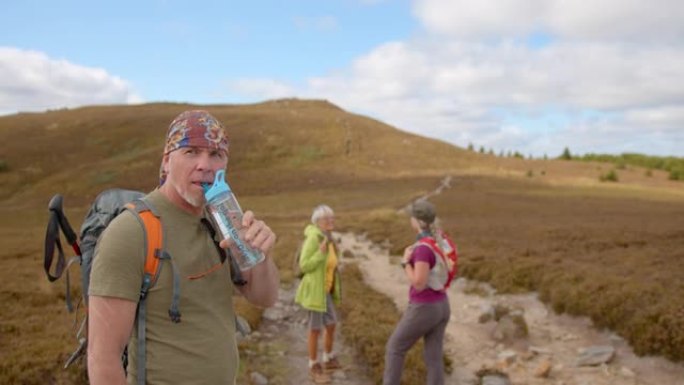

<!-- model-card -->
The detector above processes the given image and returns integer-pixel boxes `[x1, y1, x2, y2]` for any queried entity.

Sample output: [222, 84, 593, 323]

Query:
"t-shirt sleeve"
[411, 244, 436, 268]
[88, 210, 145, 302]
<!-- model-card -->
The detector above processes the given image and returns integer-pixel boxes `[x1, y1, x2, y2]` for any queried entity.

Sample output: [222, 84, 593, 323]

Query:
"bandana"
[159, 110, 229, 185]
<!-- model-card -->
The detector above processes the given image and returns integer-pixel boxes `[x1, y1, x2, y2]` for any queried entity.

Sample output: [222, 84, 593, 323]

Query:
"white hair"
[311, 204, 334, 224]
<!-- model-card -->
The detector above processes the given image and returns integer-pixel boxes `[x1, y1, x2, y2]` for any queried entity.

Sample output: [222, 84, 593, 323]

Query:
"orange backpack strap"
[125, 198, 181, 385]
[124, 201, 163, 293]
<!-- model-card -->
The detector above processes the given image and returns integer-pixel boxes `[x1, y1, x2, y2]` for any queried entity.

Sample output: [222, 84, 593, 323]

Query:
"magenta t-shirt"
[408, 244, 448, 303]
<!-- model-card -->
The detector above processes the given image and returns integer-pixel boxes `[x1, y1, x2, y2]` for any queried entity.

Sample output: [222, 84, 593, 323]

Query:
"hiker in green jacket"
[295, 204, 342, 384]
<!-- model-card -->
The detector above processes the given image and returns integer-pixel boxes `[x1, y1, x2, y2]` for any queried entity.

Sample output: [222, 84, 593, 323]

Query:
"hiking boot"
[323, 356, 342, 371]
[309, 362, 331, 384]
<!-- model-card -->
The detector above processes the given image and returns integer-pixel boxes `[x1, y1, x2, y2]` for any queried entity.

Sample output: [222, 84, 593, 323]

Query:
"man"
[87, 110, 279, 385]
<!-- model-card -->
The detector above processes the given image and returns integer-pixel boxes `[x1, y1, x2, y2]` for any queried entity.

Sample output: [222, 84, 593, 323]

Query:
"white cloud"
[623, 106, 684, 132]
[0, 47, 141, 115]
[546, 0, 684, 42]
[413, 0, 684, 43]
[413, 0, 545, 38]
[228, 0, 684, 157]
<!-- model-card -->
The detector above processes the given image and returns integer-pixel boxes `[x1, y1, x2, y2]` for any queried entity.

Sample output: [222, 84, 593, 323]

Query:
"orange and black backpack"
[44, 188, 245, 383]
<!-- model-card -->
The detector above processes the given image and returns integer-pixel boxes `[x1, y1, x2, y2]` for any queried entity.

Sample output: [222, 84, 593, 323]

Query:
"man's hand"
[224, 210, 280, 307]
[219, 210, 276, 255]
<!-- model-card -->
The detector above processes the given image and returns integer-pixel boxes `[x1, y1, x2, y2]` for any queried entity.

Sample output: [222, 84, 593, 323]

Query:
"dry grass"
[338, 264, 429, 385]
[1, 100, 684, 384]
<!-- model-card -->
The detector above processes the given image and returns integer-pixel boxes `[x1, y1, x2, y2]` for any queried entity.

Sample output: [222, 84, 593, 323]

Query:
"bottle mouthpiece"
[203, 170, 231, 201]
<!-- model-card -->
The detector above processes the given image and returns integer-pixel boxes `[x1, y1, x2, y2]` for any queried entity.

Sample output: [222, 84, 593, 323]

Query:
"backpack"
[292, 240, 305, 279]
[43, 188, 246, 381]
[416, 229, 459, 291]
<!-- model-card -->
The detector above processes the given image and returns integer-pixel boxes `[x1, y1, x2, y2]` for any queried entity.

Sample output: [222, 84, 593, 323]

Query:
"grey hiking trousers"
[383, 299, 451, 385]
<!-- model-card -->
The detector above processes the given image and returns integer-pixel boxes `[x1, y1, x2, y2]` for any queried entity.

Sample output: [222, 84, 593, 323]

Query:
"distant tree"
[467, 142, 474, 151]
[600, 169, 619, 182]
[499, 150, 504, 157]
[488, 148, 495, 156]
[543, 154, 548, 160]
[479, 146, 485, 153]
[513, 151, 524, 159]
[560, 147, 572, 160]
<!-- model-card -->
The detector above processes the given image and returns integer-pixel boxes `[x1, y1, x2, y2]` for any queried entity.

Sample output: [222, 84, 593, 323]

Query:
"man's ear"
[162, 154, 170, 173]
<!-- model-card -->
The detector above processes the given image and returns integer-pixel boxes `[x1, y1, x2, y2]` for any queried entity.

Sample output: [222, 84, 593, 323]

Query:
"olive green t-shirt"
[89, 190, 238, 385]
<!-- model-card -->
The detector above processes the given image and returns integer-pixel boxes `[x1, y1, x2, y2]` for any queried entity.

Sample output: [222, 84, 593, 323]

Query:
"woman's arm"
[401, 245, 430, 290]
[297, 233, 327, 274]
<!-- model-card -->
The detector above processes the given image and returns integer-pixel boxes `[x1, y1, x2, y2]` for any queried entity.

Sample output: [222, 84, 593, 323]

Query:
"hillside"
[1, 99, 683, 384]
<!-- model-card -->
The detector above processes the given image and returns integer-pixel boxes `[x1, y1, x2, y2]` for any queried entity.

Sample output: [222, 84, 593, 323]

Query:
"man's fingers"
[242, 210, 255, 227]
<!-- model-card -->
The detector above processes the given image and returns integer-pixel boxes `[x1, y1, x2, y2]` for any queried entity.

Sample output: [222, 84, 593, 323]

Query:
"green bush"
[599, 169, 619, 182]
[0, 159, 8, 173]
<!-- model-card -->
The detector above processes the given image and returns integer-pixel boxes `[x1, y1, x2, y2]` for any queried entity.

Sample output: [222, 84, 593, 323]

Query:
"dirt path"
[249, 285, 375, 385]
[253, 176, 684, 384]
[337, 230, 684, 385]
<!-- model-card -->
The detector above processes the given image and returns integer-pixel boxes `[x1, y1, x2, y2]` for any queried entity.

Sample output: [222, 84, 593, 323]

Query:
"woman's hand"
[402, 245, 414, 264]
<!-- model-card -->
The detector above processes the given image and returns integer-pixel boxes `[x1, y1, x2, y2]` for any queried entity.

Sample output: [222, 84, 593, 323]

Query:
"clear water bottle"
[203, 170, 265, 270]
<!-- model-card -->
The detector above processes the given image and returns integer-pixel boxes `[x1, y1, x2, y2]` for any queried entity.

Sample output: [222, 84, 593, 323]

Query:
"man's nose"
[196, 151, 212, 170]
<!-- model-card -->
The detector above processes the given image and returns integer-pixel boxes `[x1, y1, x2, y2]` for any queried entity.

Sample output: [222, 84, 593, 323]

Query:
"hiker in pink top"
[383, 200, 451, 385]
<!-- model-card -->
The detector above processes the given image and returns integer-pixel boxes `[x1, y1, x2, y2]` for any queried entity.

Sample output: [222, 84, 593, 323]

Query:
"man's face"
[162, 146, 228, 208]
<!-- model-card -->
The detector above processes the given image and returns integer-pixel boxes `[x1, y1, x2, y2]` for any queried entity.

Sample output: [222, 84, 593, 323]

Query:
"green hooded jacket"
[294, 224, 341, 312]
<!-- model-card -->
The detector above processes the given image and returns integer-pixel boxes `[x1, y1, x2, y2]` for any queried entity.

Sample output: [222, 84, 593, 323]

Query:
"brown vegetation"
[1, 99, 683, 384]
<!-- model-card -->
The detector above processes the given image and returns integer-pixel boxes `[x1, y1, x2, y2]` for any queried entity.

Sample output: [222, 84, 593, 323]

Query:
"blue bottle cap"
[203, 170, 232, 202]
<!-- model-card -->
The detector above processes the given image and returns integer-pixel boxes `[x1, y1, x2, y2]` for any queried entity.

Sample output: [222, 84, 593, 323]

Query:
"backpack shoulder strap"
[124, 198, 181, 385]
[124, 200, 163, 292]
[416, 237, 445, 259]
[416, 237, 449, 291]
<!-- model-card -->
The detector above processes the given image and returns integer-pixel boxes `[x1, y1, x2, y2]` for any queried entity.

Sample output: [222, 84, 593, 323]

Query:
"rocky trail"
[247, 177, 684, 384]
[343, 232, 684, 385]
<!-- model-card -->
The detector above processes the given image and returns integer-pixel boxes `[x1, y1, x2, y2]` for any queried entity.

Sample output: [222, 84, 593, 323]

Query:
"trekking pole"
[48, 194, 82, 256]
[45, 194, 83, 311]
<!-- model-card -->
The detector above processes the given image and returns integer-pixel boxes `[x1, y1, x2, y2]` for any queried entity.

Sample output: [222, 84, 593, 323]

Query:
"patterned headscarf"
[159, 110, 229, 185]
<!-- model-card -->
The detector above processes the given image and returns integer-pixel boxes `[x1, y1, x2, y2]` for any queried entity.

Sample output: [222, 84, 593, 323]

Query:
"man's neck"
[159, 184, 203, 217]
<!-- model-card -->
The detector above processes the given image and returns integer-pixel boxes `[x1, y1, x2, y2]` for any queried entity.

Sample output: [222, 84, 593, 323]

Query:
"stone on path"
[575, 345, 616, 367]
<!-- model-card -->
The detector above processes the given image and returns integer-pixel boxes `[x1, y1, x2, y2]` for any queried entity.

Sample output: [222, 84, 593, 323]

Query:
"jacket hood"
[304, 224, 323, 237]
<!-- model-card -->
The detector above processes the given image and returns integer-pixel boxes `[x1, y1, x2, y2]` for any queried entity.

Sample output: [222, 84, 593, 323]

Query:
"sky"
[2, 0, 684, 158]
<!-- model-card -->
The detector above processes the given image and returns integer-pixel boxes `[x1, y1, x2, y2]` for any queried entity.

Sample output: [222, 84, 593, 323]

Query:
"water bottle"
[203, 170, 265, 270]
